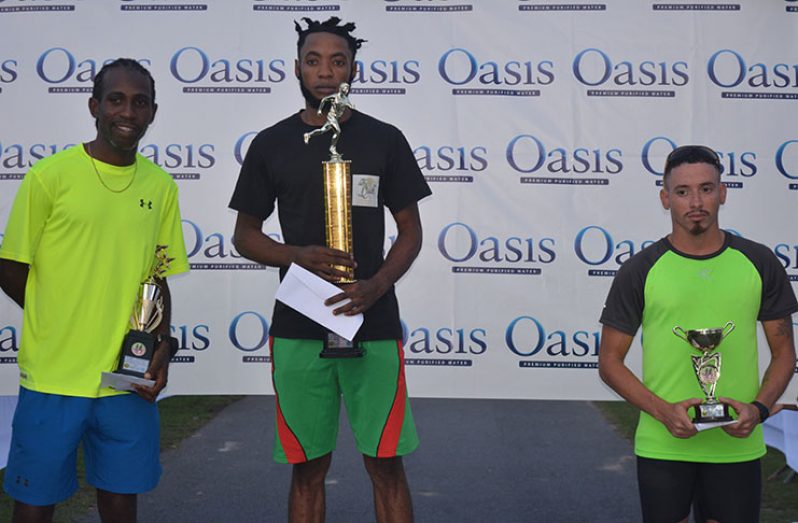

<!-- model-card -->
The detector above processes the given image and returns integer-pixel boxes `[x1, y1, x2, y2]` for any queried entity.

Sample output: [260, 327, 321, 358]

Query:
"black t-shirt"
[230, 110, 432, 340]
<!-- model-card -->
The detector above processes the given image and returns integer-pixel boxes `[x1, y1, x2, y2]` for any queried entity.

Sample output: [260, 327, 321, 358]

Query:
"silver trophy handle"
[672, 326, 688, 342]
[145, 303, 164, 333]
[721, 321, 735, 339]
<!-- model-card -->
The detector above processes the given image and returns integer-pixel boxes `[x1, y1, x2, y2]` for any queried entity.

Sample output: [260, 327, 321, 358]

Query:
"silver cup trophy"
[304, 82, 364, 359]
[114, 246, 172, 377]
[672, 321, 735, 423]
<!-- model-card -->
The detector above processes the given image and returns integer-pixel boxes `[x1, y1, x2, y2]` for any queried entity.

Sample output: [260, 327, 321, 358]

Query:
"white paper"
[274, 263, 364, 341]
[694, 420, 737, 432]
[101, 371, 155, 392]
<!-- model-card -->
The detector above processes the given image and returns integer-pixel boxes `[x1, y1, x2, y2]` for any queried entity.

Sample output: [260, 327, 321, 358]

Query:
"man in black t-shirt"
[229, 17, 430, 523]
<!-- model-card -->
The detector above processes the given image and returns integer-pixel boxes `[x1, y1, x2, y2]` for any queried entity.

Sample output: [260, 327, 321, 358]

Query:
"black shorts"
[636, 456, 761, 523]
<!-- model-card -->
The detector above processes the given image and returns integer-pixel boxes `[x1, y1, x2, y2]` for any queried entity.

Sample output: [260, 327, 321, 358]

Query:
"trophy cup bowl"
[672, 321, 735, 423]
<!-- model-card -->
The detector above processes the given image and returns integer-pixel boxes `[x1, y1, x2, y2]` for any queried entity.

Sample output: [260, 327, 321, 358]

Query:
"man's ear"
[88, 96, 98, 119]
[659, 187, 670, 210]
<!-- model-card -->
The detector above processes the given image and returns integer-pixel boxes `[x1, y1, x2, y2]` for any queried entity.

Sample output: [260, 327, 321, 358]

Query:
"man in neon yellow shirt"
[599, 145, 797, 523]
[0, 59, 189, 522]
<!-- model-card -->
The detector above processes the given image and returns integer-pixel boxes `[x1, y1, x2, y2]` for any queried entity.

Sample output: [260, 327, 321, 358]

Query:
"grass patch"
[594, 401, 798, 523]
[0, 395, 242, 523]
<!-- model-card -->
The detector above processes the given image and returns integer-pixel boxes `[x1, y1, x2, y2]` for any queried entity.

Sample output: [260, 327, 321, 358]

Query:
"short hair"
[295, 17, 366, 61]
[663, 145, 722, 188]
[92, 58, 156, 103]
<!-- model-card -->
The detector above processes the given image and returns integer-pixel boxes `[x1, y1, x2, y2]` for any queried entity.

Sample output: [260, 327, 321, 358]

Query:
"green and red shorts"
[269, 337, 419, 464]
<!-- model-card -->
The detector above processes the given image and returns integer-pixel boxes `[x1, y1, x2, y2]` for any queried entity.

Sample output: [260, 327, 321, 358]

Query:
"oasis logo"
[120, 0, 208, 12]
[400, 320, 485, 367]
[385, 0, 473, 12]
[36, 48, 150, 93]
[437, 48, 554, 97]
[572, 48, 688, 98]
[506, 134, 622, 185]
[169, 47, 286, 94]
[776, 139, 798, 189]
[414, 143, 487, 183]
[0, 141, 75, 178]
[183, 218, 273, 270]
[168, 323, 210, 362]
[0, 59, 18, 88]
[229, 311, 271, 363]
[252, 0, 343, 12]
[707, 49, 798, 100]
[351, 58, 421, 95]
[774, 240, 798, 282]
[438, 222, 556, 275]
[640, 136, 757, 188]
[574, 225, 655, 276]
[139, 142, 215, 180]
[0, 0, 78, 13]
[505, 316, 599, 369]
[0, 325, 18, 364]
[234, 131, 257, 166]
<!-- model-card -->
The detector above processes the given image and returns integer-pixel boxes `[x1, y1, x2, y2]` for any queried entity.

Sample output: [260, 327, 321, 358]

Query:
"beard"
[689, 223, 707, 235]
[299, 81, 322, 109]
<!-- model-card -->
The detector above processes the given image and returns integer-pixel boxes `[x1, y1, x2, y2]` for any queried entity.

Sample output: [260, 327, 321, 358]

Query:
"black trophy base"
[693, 401, 733, 423]
[115, 329, 155, 378]
[320, 332, 364, 359]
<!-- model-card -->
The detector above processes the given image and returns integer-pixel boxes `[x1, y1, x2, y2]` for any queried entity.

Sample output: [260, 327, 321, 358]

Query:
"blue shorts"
[3, 387, 161, 506]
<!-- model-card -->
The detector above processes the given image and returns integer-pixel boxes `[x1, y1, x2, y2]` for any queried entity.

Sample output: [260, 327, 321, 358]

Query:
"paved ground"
[80, 397, 641, 522]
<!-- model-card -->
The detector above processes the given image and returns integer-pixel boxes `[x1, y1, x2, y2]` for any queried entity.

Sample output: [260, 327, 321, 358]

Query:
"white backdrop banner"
[1, 0, 797, 413]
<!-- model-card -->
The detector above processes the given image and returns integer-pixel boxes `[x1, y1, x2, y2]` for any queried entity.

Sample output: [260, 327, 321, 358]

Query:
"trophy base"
[693, 401, 733, 423]
[115, 329, 155, 378]
[320, 332, 364, 359]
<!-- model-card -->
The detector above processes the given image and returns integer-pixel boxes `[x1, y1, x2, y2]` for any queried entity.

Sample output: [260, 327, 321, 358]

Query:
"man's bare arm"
[599, 325, 701, 438]
[722, 315, 796, 438]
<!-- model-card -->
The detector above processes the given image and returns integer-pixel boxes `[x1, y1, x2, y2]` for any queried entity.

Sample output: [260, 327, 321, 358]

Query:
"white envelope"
[275, 263, 364, 341]
[695, 419, 737, 432]
[100, 371, 156, 392]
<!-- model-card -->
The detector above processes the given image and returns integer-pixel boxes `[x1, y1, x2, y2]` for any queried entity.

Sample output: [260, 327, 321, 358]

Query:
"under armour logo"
[697, 268, 713, 280]
[139, 199, 153, 210]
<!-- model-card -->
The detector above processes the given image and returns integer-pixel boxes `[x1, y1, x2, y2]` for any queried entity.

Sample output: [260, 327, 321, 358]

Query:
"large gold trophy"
[304, 82, 356, 284]
[304, 82, 363, 358]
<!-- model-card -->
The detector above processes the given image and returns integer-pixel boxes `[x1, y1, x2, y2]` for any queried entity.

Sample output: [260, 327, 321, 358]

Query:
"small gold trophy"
[304, 82, 363, 358]
[672, 321, 735, 423]
[114, 246, 172, 377]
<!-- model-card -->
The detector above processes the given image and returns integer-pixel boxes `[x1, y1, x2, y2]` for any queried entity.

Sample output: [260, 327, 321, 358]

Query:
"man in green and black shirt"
[599, 145, 797, 523]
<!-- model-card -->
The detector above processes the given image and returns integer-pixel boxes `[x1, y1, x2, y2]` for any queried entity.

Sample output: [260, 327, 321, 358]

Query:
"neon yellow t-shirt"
[0, 144, 189, 397]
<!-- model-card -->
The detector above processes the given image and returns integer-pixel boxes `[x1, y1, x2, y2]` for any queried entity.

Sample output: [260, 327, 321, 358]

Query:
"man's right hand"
[657, 398, 702, 438]
[292, 245, 356, 282]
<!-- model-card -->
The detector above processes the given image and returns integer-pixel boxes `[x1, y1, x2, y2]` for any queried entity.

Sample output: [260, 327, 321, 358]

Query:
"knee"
[363, 456, 406, 487]
[292, 454, 332, 491]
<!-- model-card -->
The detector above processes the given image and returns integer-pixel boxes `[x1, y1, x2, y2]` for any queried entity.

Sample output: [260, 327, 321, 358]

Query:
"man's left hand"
[325, 278, 386, 316]
[132, 342, 170, 402]
[720, 397, 761, 438]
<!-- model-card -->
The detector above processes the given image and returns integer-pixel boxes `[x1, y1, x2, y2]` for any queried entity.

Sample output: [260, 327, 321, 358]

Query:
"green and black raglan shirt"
[600, 233, 797, 463]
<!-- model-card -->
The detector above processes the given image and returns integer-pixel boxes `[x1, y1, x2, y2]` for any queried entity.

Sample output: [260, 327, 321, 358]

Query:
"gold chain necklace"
[86, 143, 137, 194]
